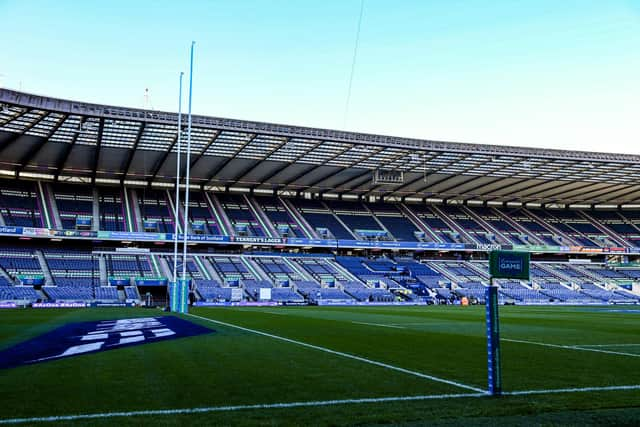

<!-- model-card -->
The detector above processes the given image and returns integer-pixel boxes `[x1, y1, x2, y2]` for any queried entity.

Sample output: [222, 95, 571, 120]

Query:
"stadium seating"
[98, 188, 127, 232]
[138, 189, 175, 233]
[53, 183, 94, 230]
[0, 181, 43, 227]
[217, 193, 266, 237]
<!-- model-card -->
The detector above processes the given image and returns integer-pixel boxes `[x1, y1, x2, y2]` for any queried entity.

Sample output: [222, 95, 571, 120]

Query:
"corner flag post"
[487, 250, 530, 396]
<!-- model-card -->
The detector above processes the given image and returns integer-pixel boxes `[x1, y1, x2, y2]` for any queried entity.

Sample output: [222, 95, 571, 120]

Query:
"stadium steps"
[35, 249, 55, 285]
[208, 193, 234, 236]
[522, 208, 579, 246]
[128, 189, 144, 232]
[534, 263, 575, 284]
[328, 258, 362, 283]
[569, 264, 608, 283]
[429, 205, 476, 244]
[91, 188, 100, 231]
[200, 258, 223, 282]
[615, 211, 640, 234]
[281, 257, 314, 282]
[42, 182, 63, 229]
[98, 255, 108, 286]
[121, 188, 136, 232]
[361, 203, 395, 240]
[0, 263, 14, 283]
[398, 204, 441, 242]
[578, 211, 629, 247]
[165, 189, 184, 234]
[461, 206, 510, 244]
[191, 256, 211, 280]
[241, 256, 271, 282]
[463, 261, 490, 279]
[321, 201, 359, 240]
[35, 181, 52, 229]
[423, 261, 461, 283]
[279, 197, 317, 238]
[244, 195, 278, 238]
[490, 207, 545, 244]
[157, 256, 174, 281]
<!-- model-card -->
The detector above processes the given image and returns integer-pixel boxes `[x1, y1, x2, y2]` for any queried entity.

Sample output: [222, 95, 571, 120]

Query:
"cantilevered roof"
[1, 88, 640, 205]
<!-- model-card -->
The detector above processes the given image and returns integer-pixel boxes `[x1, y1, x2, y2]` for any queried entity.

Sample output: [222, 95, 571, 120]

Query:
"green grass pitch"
[1, 305, 640, 426]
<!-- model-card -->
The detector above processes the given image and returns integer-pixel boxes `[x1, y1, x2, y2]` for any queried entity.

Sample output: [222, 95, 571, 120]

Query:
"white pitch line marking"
[574, 343, 640, 348]
[352, 321, 406, 329]
[3, 384, 640, 425]
[503, 338, 640, 358]
[186, 313, 485, 393]
[0, 393, 485, 425]
[505, 384, 640, 396]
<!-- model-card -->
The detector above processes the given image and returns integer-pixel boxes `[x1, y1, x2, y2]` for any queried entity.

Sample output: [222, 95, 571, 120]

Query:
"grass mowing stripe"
[186, 313, 486, 393]
[351, 321, 406, 329]
[503, 338, 640, 358]
[0, 393, 486, 425]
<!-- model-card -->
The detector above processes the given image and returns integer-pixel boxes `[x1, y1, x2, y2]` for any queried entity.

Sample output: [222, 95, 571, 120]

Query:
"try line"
[2, 384, 640, 425]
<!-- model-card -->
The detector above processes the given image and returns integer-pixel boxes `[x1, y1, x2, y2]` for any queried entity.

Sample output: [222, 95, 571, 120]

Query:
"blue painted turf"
[0, 316, 213, 370]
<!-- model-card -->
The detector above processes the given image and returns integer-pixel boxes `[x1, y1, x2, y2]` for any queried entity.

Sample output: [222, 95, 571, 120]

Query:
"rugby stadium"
[1, 87, 640, 425]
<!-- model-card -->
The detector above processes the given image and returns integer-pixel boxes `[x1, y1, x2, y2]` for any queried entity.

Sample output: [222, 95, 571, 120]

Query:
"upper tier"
[1, 88, 640, 205]
[1, 180, 639, 250]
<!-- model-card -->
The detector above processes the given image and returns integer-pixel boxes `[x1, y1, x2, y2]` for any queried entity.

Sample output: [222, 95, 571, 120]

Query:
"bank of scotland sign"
[489, 250, 530, 280]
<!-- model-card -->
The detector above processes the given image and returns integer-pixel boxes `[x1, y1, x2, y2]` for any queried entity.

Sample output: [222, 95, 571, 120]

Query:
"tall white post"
[181, 41, 195, 286]
[172, 72, 184, 284]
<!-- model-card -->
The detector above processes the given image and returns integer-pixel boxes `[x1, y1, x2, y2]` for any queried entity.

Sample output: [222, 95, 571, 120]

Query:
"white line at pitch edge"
[3, 385, 640, 425]
[0, 393, 485, 425]
[502, 338, 640, 358]
[352, 321, 406, 329]
[505, 384, 640, 396]
[573, 343, 640, 348]
[186, 313, 485, 393]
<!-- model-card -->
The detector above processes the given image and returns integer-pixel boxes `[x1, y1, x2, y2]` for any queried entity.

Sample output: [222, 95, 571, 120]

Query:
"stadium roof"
[1, 88, 640, 206]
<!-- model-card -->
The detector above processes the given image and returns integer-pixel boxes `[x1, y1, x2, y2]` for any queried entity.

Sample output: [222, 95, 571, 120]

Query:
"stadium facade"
[0, 88, 639, 307]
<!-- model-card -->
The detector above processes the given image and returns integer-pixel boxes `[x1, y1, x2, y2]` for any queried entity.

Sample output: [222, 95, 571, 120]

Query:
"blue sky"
[1, 0, 639, 154]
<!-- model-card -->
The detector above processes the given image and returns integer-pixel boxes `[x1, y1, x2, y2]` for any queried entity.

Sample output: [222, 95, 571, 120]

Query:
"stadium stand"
[0, 88, 640, 307]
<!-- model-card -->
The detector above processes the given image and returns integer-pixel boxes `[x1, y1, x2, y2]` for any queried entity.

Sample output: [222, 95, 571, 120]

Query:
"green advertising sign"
[489, 250, 530, 280]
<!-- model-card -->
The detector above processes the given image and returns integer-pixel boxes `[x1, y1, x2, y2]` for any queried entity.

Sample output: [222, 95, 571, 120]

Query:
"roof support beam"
[149, 133, 180, 183]
[596, 185, 640, 203]
[307, 168, 358, 190]
[329, 170, 373, 194]
[122, 122, 147, 181]
[251, 139, 325, 189]
[0, 110, 45, 153]
[16, 113, 69, 174]
[336, 172, 376, 194]
[494, 180, 569, 199]
[54, 116, 86, 181]
[550, 183, 626, 203]
[181, 130, 221, 181]
[279, 144, 358, 188]
[204, 134, 257, 186]
[90, 118, 106, 184]
[433, 175, 483, 196]
[455, 177, 502, 196]
[409, 174, 469, 196]
[225, 159, 262, 187]
[533, 182, 605, 200]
